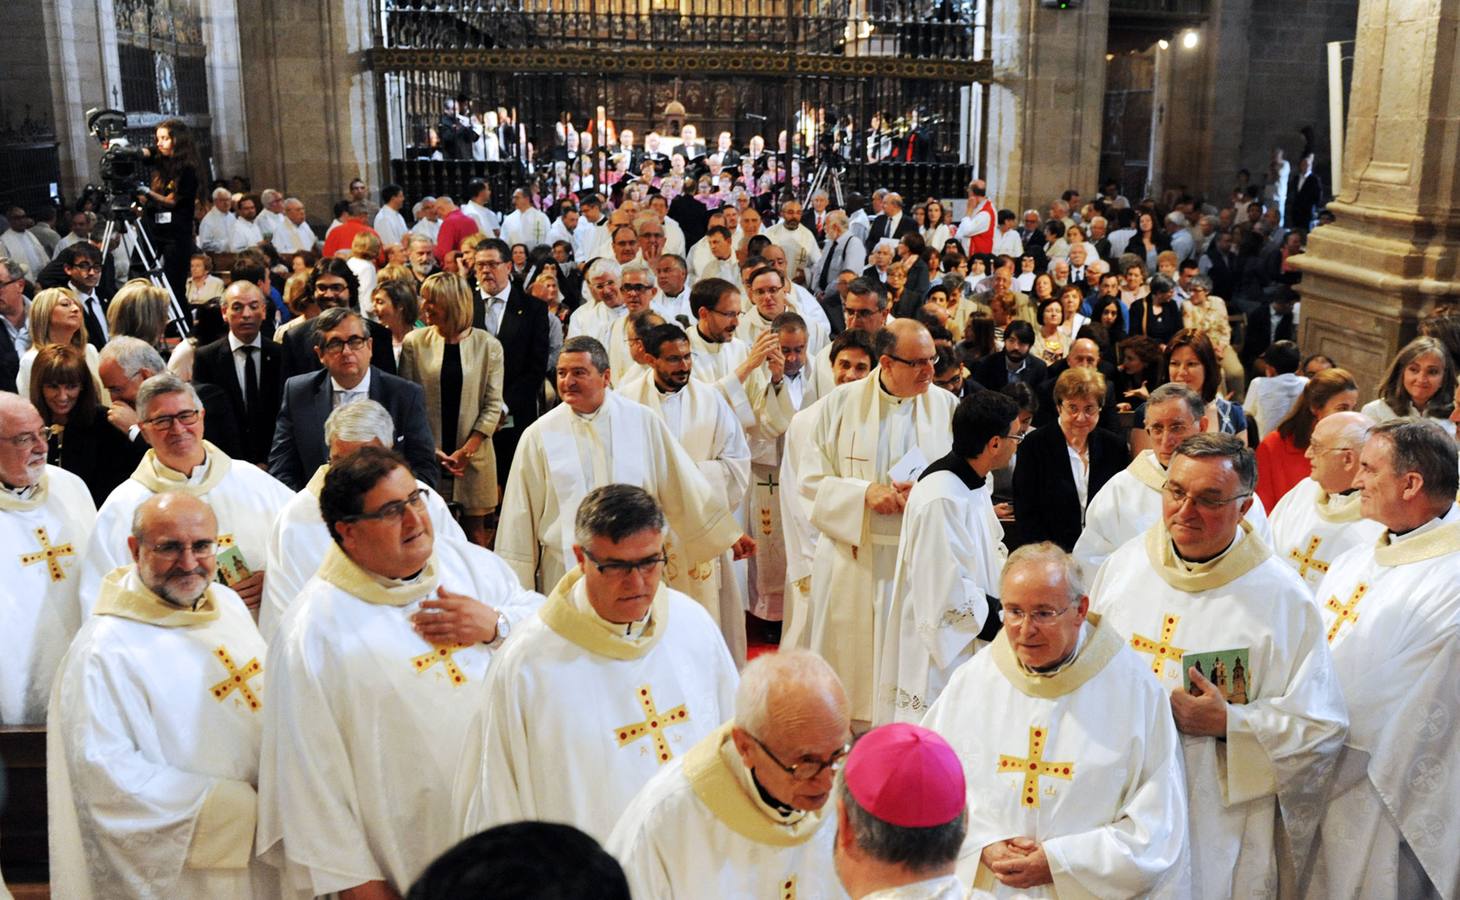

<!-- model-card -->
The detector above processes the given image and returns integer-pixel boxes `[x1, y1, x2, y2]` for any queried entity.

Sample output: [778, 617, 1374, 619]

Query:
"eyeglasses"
[322, 335, 371, 354]
[1145, 423, 1191, 439]
[0, 276, 24, 288]
[934, 374, 964, 390]
[314, 282, 350, 294]
[1, 428, 49, 450]
[1061, 403, 1101, 419]
[707, 307, 741, 320]
[582, 549, 668, 578]
[66, 262, 101, 273]
[1307, 442, 1353, 456]
[748, 732, 851, 781]
[148, 539, 218, 560]
[999, 430, 1024, 444]
[621, 283, 653, 293]
[999, 604, 1077, 626]
[476, 257, 510, 268]
[886, 353, 937, 369]
[842, 307, 880, 321]
[1161, 482, 1252, 511]
[141, 409, 201, 431]
[341, 489, 427, 523]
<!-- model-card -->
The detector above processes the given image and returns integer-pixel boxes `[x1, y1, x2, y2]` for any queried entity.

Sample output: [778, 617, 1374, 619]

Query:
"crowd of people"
[2, 118, 1459, 900]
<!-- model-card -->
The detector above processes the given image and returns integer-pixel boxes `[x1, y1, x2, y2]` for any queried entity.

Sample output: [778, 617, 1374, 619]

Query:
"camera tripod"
[801, 155, 846, 210]
[99, 198, 191, 337]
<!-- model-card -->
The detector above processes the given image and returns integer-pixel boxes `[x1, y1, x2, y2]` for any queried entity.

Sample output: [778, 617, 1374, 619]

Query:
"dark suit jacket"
[51, 409, 144, 506]
[473, 284, 550, 434]
[970, 351, 1047, 392]
[280, 316, 397, 382]
[866, 212, 917, 247]
[860, 266, 890, 300]
[668, 194, 710, 249]
[0, 329, 17, 392]
[894, 258, 931, 318]
[1203, 245, 1238, 302]
[1241, 303, 1297, 370]
[1011, 423, 1126, 552]
[268, 367, 439, 491]
[191, 336, 284, 465]
[1286, 172, 1323, 230]
[1034, 360, 1120, 432]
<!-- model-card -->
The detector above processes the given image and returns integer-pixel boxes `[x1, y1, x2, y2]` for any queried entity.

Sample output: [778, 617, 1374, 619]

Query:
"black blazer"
[192, 336, 284, 466]
[280, 316, 397, 383]
[0, 329, 17, 393]
[1203, 245, 1238, 302]
[1286, 173, 1323, 231]
[668, 194, 710, 249]
[48, 409, 145, 506]
[473, 284, 550, 434]
[866, 212, 917, 247]
[894, 258, 932, 319]
[268, 366, 439, 491]
[970, 352, 1047, 392]
[1012, 423, 1126, 552]
[1241, 302, 1297, 370]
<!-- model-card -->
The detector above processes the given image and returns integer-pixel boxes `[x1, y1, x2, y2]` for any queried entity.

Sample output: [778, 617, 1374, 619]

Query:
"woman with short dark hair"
[29, 344, 136, 504]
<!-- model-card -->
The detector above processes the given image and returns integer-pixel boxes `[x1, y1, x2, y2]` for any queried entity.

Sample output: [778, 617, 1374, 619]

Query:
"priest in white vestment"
[49, 493, 277, 899]
[611, 309, 666, 392]
[605, 261, 659, 381]
[807, 279, 889, 400]
[686, 277, 796, 437]
[1267, 411, 1383, 594]
[609, 648, 849, 898]
[832, 723, 970, 900]
[739, 250, 831, 356]
[617, 325, 755, 661]
[1074, 383, 1272, 581]
[1306, 420, 1460, 899]
[924, 544, 1191, 897]
[567, 258, 629, 347]
[464, 485, 737, 844]
[82, 375, 293, 615]
[764, 199, 823, 284]
[878, 390, 1018, 724]
[800, 320, 958, 723]
[1089, 434, 1347, 899]
[260, 400, 467, 641]
[257, 447, 542, 897]
[497, 336, 743, 594]
[0, 393, 94, 723]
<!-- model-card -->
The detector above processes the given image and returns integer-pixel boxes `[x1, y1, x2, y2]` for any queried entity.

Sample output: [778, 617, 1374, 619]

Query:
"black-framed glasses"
[0, 276, 24, 288]
[999, 430, 1024, 444]
[748, 732, 851, 782]
[1161, 482, 1252, 511]
[476, 257, 510, 268]
[842, 307, 880, 321]
[322, 335, 371, 354]
[341, 489, 427, 523]
[66, 262, 101, 273]
[314, 282, 350, 294]
[582, 549, 667, 578]
[708, 307, 741, 320]
[141, 409, 201, 431]
[621, 283, 653, 293]
[886, 353, 937, 368]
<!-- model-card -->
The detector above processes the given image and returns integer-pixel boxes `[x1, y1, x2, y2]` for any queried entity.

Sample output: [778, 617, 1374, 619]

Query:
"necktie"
[242, 346, 259, 414]
[817, 237, 838, 292]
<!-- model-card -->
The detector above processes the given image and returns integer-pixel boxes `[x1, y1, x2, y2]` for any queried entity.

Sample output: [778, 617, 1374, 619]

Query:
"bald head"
[1312, 410, 1371, 450]
[1068, 338, 1100, 370]
[128, 493, 220, 608]
[732, 649, 850, 811]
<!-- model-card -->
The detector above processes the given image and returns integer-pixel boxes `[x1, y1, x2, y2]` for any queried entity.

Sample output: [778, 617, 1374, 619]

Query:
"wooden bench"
[0, 726, 48, 887]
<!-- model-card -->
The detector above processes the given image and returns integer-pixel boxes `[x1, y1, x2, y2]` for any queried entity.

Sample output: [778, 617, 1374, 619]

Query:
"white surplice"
[496, 390, 742, 593]
[778, 394, 828, 649]
[256, 541, 542, 896]
[566, 299, 629, 348]
[48, 569, 275, 900]
[1089, 522, 1348, 900]
[862, 875, 965, 899]
[922, 616, 1190, 899]
[1266, 478, 1384, 595]
[1072, 449, 1272, 583]
[800, 374, 957, 721]
[608, 723, 843, 900]
[0, 466, 95, 723]
[1305, 506, 1460, 899]
[462, 569, 736, 844]
[877, 455, 1005, 725]
[258, 464, 467, 642]
[746, 368, 817, 623]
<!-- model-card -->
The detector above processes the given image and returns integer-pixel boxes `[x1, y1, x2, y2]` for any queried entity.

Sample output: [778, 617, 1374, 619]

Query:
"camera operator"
[137, 118, 201, 306]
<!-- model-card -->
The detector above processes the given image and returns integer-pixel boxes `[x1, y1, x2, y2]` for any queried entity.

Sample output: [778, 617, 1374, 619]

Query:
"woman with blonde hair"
[1361, 335, 1456, 436]
[29, 343, 134, 503]
[399, 272, 505, 546]
[348, 229, 383, 317]
[1255, 367, 1360, 510]
[18, 287, 104, 400]
[106, 278, 173, 347]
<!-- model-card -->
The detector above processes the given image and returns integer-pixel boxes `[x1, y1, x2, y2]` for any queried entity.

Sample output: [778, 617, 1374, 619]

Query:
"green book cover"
[215, 544, 253, 587]
[1180, 648, 1251, 704]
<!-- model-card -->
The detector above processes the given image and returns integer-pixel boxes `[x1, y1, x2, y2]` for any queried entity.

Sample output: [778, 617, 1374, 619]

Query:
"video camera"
[85, 108, 150, 212]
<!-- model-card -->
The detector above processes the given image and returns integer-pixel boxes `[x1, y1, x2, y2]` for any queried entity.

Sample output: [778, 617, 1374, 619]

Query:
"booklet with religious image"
[215, 545, 253, 588]
[1180, 648, 1251, 704]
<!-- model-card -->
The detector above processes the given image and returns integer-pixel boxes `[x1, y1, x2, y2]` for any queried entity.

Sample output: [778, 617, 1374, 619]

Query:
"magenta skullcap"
[843, 723, 965, 828]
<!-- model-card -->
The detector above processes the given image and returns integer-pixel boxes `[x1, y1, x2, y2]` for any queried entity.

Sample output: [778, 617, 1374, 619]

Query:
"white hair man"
[610, 648, 849, 897]
[925, 543, 1191, 894]
[466, 485, 737, 844]
[197, 186, 236, 253]
[410, 195, 442, 243]
[567, 257, 626, 348]
[268, 198, 319, 255]
[256, 188, 286, 241]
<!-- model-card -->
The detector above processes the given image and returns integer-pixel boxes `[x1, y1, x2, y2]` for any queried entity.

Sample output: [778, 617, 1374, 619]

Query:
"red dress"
[1255, 429, 1311, 511]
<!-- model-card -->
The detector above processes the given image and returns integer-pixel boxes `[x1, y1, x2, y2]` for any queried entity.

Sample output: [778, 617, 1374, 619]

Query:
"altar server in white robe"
[808, 280, 889, 399]
[497, 336, 744, 594]
[49, 493, 277, 900]
[567, 258, 629, 346]
[878, 390, 1017, 724]
[257, 447, 541, 897]
[1088, 434, 1347, 899]
[924, 544, 1191, 897]
[1268, 410, 1383, 593]
[617, 324, 754, 660]
[82, 374, 292, 616]
[1073, 383, 1272, 581]
[833, 723, 970, 900]
[780, 330, 875, 650]
[609, 648, 850, 898]
[801, 319, 958, 724]
[260, 400, 467, 641]
[687, 277, 797, 441]
[465, 485, 737, 844]
[0, 393, 94, 723]
[1306, 419, 1460, 899]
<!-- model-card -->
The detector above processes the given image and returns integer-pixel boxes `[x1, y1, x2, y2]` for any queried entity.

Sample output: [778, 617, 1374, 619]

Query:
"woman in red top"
[1255, 368, 1360, 510]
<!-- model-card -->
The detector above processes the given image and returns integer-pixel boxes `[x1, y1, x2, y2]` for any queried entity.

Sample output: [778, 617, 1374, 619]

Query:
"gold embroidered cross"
[412, 644, 470, 685]
[997, 725, 1074, 808]
[1288, 536, 1329, 579]
[780, 875, 797, 900]
[209, 647, 262, 712]
[19, 526, 75, 582]
[613, 685, 689, 764]
[1129, 613, 1186, 679]
[1325, 584, 1367, 643]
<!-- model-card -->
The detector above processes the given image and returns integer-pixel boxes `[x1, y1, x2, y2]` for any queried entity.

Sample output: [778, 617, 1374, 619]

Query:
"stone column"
[1291, 0, 1460, 396]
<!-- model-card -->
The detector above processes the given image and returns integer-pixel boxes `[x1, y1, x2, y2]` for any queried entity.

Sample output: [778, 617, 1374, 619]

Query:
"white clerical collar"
[1171, 532, 1240, 573]
[569, 571, 651, 639]
[331, 368, 372, 396]
[228, 332, 263, 353]
[1390, 504, 1460, 543]
[171, 453, 212, 485]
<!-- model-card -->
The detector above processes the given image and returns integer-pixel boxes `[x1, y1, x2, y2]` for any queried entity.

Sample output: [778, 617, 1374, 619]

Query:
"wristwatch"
[487, 609, 511, 648]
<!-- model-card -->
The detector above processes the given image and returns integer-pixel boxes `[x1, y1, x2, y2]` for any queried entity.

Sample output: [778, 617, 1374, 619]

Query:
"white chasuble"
[257, 542, 542, 896]
[48, 569, 275, 900]
[0, 466, 95, 723]
[1088, 521, 1347, 900]
[877, 455, 1005, 725]
[496, 391, 742, 593]
[462, 568, 737, 843]
[1073, 449, 1272, 583]
[82, 443, 294, 615]
[778, 396, 830, 650]
[922, 616, 1190, 898]
[259, 464, 467, 642]
[1306, 507, 1460, 899]
[747, 370, 818, 624]
[607, 723, 843, 900]
[1267, 478, 1384, 594]
[687, 326, 795, 438]
[800, 374, 957, 721]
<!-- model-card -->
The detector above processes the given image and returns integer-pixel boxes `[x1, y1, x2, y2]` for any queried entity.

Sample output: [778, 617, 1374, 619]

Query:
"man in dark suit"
[1241, 288, 1299, 377]
[1202, 227, 1239, 302]
[53, 243, 113, 350]
[280, 258, 396, 381]
[970, 320, 1047, 391]
[270, 307, 436, 491]
[1285, 152, 1322, 231]
[469, 238, 550, 487]
[0, 257, 20, 392]
[865, 192, 917, 247]
[191, 281, 283, 466]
